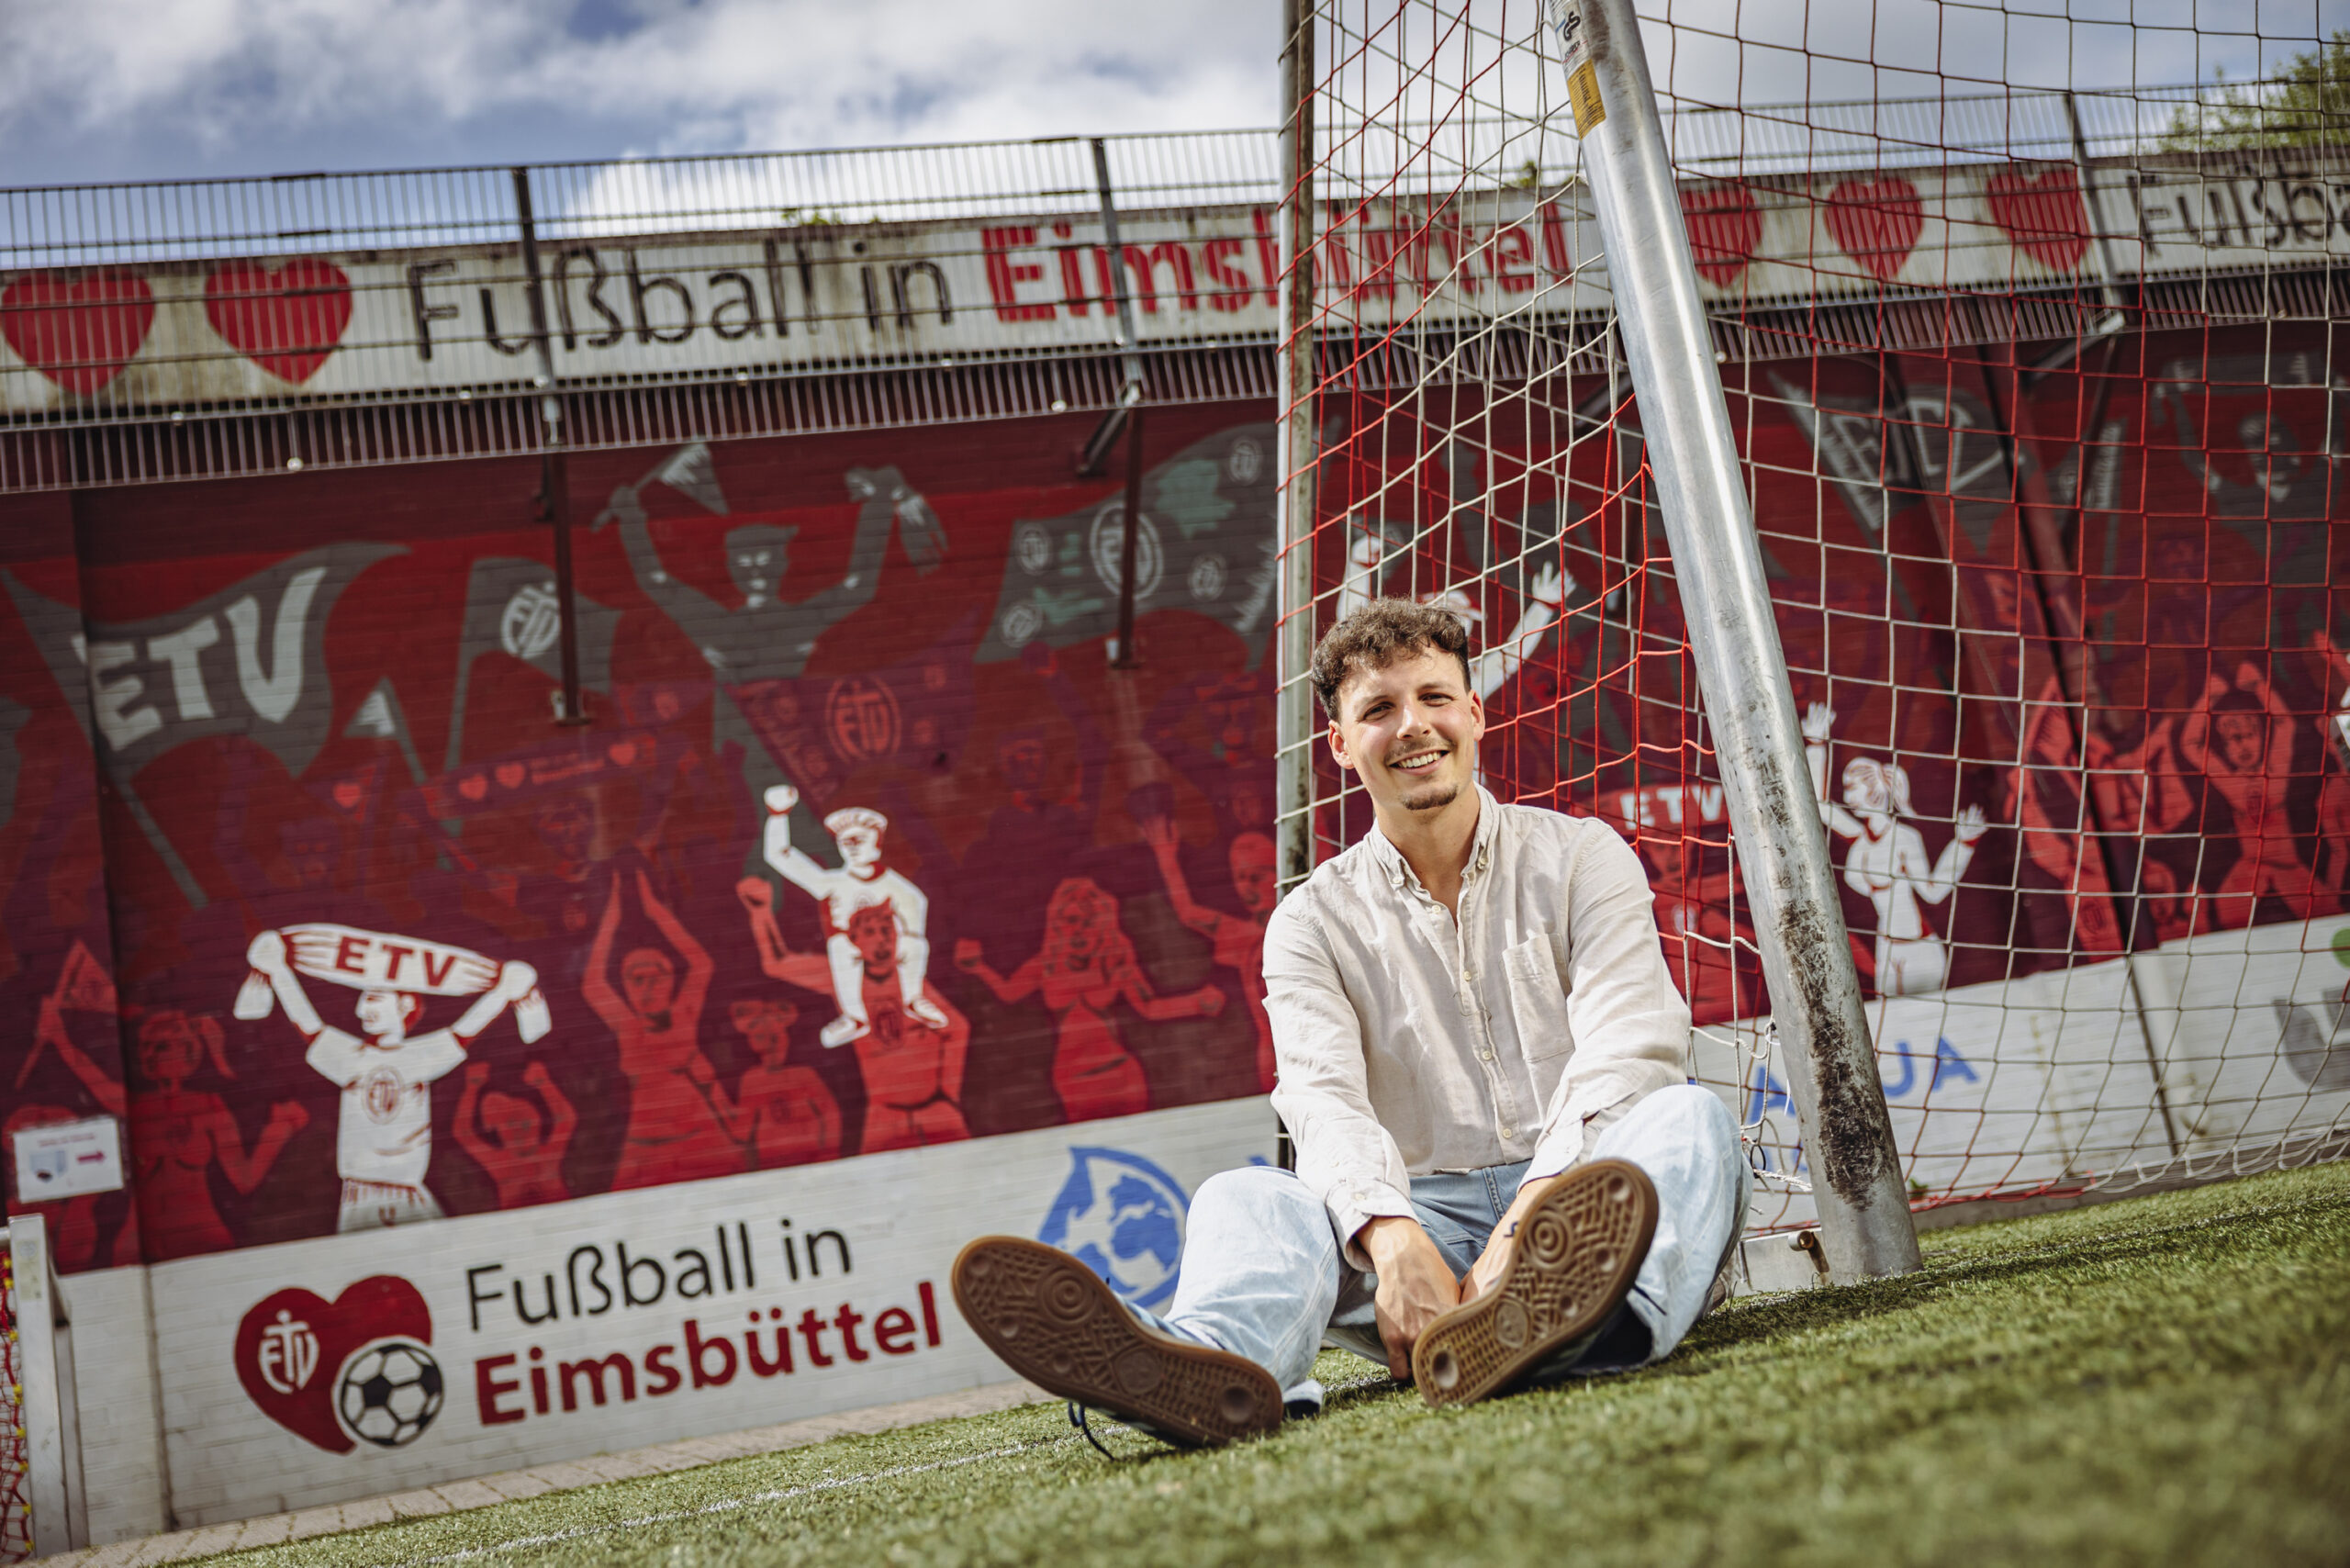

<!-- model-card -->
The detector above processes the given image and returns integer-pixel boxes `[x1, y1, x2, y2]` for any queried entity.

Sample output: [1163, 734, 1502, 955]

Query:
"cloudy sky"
[0, 0, 2329, 188]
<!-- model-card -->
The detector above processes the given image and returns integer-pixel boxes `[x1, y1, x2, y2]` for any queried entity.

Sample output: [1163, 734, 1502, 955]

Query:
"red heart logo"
[204, 259, 353, 385]
[608, 740, 638, 767]
[0, 271, 156, 395]
[495, 762, 527, 790]
[1680, 185, 1762, 286]
[1986, 165, 2087, 273]
[235, 1276, 433, 1454]
[1823, 176, 1923, 283]
[458, 774, 489, 801]
[331, 780, 364, 812]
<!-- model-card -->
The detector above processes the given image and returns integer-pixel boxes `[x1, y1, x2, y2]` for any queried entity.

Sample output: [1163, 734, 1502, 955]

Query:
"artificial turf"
[207, 1161, 2350, 1568]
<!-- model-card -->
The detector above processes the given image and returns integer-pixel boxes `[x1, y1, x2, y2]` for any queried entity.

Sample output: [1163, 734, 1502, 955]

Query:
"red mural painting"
[0, 322, 2342, 1271]
[0, 410, 1281, 1265]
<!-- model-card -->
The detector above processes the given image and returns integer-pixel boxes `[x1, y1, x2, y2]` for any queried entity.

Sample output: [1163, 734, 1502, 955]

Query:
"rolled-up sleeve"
[1525, 827, 1691, 1182]
[1263, 900, 1416, 1267]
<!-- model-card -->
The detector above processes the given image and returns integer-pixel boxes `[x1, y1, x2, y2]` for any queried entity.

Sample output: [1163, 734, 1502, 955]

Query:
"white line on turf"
[373, 1441, 1057, 1567]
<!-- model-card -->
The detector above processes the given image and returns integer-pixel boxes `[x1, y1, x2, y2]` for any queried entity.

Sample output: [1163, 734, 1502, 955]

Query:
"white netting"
[1280, 0, 2350, 1233]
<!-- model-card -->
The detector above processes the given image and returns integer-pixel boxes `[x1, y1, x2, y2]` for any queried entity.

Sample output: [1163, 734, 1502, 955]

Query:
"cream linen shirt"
[1265, 787, 1691, 1264]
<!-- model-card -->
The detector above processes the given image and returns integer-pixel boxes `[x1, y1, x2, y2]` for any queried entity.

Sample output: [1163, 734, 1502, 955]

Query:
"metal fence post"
[1548, 0, 1921, 1281]
[513, 164, 589, 728]
[1274, 0, 1319, 900]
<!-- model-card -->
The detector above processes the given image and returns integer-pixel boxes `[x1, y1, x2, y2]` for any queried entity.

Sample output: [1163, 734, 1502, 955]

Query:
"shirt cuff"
[1328, 1182, 1416, 1271]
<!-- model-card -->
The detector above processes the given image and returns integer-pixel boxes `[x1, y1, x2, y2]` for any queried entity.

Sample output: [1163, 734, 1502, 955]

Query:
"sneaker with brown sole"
[951, 1235, 1284, 1447]
[1409, 1158, 1660, 1408]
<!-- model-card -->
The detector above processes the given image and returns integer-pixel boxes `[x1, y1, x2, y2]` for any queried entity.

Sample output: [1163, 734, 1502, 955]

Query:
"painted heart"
[331, 780, 365, 812]
[1823, 176, 1923, 283]
[1986, 165, 2088, 273]
[458, 774, 489, 801]
[235, 1275, 432, 1454]
[607, 740, 638, 767]
[0, 271, 156, 395]
[204, 259, 353, 385]
[495, 762, 527, 790]
[1680, 184, 1762, 286]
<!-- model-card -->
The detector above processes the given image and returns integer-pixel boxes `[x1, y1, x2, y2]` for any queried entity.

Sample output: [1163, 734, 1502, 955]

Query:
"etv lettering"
[472, 1282, 944, 1428]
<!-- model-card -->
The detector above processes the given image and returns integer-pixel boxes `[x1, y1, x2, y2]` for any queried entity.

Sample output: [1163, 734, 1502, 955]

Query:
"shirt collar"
[1364, 784, 1501, 894]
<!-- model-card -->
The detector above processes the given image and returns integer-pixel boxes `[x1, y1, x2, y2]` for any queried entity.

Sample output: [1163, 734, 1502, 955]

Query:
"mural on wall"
[0, 320, 2344, 1271]
[0, 413, 1282, 1266]
[1319, 323, 2349, 1027]
[0, 522, 136, 1273]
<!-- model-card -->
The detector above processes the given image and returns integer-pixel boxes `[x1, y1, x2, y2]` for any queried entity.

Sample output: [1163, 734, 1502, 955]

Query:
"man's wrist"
[1356, 1214, 1427, 1265]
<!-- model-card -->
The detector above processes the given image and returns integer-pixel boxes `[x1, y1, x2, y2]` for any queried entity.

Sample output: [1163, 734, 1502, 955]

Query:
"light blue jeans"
[1134, 1085, 1751, 1410]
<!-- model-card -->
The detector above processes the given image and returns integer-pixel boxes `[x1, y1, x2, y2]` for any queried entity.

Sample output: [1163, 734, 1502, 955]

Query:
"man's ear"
[1326, 717, 1356, 774]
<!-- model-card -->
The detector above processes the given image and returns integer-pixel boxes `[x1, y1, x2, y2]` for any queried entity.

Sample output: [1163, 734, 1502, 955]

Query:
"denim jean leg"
[1571, 1083, 1751, 1372]
[1134, 1166, 1346, 1406]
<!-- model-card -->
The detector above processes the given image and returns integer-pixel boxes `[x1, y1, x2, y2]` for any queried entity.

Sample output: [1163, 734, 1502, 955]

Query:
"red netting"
[1280, 0, 2350, 1232]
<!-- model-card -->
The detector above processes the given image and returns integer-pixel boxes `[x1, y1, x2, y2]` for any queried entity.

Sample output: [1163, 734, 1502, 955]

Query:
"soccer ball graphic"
[336, 1339, 443, 1449]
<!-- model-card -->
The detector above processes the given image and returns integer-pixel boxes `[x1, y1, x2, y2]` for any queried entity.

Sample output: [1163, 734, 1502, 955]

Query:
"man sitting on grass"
[953, 598, 1751, 1443]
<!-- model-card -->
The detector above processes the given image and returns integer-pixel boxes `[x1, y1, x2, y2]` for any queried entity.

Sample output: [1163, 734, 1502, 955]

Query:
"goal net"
[1279, 0, 2350, 1236]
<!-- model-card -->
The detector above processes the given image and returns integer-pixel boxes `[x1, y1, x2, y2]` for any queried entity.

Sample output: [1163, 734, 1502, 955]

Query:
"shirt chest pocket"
[1502, 933, 1574, 1063]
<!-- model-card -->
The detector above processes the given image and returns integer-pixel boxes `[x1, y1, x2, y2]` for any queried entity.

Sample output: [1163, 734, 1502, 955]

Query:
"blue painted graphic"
[1039, 1147, 1190, 1311]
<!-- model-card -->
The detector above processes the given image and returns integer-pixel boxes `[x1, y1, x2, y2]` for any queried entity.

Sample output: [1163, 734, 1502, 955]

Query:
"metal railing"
[0, 84, 2335, 493]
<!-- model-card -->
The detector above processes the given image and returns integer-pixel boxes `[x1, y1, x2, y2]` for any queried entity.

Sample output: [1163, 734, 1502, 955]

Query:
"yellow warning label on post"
[1569, 61, 1606, 136]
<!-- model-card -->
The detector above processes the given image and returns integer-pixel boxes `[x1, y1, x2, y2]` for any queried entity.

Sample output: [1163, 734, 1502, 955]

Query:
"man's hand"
[764, 783, 800, 816]
[1359, 1215, 1458, 1381]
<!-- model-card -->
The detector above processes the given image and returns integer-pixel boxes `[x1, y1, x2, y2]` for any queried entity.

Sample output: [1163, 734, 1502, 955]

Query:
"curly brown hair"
[1309, 598, 1472, 717]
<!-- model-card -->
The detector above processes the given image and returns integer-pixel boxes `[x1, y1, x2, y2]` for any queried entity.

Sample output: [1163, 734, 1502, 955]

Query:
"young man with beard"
[952, 599, 1749, 1443]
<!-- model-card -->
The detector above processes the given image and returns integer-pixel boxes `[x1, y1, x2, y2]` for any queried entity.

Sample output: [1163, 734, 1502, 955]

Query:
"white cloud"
[0, 0, 2335, 184]
[0, 0, 1280, 166]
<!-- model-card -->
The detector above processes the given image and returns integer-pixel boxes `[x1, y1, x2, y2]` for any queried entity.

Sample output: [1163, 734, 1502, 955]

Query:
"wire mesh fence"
[1277, 0, 2350, 1237]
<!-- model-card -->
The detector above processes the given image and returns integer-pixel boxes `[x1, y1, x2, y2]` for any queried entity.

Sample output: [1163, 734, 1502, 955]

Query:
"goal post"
[1546, 0, 1920, 1280]
[1275, 0, 1321, 902]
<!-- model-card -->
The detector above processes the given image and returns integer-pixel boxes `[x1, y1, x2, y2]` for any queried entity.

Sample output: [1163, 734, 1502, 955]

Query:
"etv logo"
[236, 1276, 444, 1453]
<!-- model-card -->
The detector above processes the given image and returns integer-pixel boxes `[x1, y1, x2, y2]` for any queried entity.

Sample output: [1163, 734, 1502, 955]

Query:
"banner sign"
[147, 1098, 1273, 1526]
[3, 153, 2344, 411]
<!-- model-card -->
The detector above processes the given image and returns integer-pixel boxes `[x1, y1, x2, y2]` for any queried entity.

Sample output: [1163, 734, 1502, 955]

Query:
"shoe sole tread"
[951, 1236, 1281, 1447]
[1411, 1159, 1660, 1407]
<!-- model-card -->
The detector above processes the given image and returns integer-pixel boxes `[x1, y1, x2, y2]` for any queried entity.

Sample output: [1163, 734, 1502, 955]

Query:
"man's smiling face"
[1327, 646, 1484, 817]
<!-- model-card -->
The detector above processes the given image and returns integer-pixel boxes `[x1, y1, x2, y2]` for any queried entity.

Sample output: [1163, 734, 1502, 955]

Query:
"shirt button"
[1499, 1127, 1516, 1140]
[1479, 1049, 1494, 1062]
